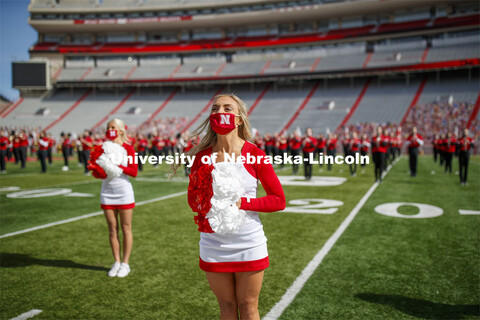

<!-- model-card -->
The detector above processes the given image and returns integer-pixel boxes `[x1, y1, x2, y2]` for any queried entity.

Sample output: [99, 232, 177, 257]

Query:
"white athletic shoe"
[108, 262, 121, 277]
[116, 263, 130, 278]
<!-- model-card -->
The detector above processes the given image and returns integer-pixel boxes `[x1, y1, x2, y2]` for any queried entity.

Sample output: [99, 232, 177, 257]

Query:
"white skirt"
[100, 175, 135, 209]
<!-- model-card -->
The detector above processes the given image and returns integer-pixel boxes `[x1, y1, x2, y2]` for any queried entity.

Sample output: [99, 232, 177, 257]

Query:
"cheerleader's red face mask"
[209, 113, 240, 135]
[106, 130, 118, 140]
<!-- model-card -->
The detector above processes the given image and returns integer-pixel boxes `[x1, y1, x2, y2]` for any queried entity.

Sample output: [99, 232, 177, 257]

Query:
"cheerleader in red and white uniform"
[89, 119, 138, 278]
[187, 94, 285, 320]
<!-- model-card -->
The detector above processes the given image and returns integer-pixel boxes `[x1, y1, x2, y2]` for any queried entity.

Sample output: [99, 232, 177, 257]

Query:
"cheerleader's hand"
[97, 154, 123, 177]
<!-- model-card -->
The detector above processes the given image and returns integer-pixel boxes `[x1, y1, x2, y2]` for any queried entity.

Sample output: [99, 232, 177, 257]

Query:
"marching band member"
[60, 132, 72, 171]
[277, 132, 288, 169]
[457, 128, 475, 186]
[290, 131, 302, 175]
[0, 130, 9, 173]
[406, 127, 424, 177]
[302, 128, 317, 180]
[18, 130, 28, 169]
[37, 132, 49, 173]
[326, 133, 337, 171]
[88, 119, 138, 278]
[79, 130, 93, 175]
[264, 133, 274, 157]
[136, 133, 148, 172]
[389, 131, 399, 164]
[444, 132, 456, 174]
[371, 126, 388, 182]
[433, 134, 440, 163]
[187, 94, 285, 320]
[349, 132, 361, 177]
[316, 133, 326, 168]
[360, 134, 370, 168]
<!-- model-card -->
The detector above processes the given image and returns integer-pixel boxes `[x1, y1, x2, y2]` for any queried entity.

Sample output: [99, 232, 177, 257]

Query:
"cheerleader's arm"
[119, 144, 138, 177]
[240, 153, 286, 212]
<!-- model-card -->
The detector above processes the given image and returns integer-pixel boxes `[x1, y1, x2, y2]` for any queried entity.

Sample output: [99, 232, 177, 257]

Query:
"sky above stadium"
[0, 0, 36, 101]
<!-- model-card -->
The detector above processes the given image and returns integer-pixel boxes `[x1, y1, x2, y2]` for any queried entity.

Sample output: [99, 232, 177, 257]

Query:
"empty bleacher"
[289, 81, 366, 133]
[348, 79, 422, 125]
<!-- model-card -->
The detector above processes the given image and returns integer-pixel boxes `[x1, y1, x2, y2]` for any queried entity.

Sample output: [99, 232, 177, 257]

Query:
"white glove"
[97, 154, 123, 178]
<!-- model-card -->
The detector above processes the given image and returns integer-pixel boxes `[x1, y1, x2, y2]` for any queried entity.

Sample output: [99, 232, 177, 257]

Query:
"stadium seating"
[348, 79, 423, 125]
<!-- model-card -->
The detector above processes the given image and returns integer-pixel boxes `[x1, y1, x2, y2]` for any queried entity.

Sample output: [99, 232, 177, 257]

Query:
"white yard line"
[0, 179, 100, 193]
[263, 160, 397, 320]
[0, 191, 187, 239]
[10, 309, 42, 320]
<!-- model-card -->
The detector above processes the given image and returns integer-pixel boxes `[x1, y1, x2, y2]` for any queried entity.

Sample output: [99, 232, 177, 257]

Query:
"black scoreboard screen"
[12, 61, 48, 88]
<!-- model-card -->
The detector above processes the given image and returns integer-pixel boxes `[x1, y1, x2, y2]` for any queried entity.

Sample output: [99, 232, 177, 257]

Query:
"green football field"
[0, 154, 479, 320]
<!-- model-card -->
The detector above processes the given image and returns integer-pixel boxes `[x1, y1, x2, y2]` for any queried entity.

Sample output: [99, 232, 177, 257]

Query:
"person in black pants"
[61, 133, 72, 170]
[371, 127, 387, 182]
[0, 130, 9, 173]
[439, 133, 446, 166]
[444, 132, 456, 174]
[433, 134, 440, 163]
[302, 128, 317, 181]
[326, 133, 337, 171]
[37, 132, 49, 173]
[458, 128, 474, 186]
[290, 132, 302, 175]
[47, 132, 53, 165]
[18, 131, 28, 169]
[406, 127, 424, 177]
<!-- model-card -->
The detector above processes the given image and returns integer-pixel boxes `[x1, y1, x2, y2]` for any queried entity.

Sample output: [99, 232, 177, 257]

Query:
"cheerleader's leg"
[205, 272, 238, 320]
[235, 270, 264, 320]
[104, 209, 121, 263]
[119, 209, 133, 264]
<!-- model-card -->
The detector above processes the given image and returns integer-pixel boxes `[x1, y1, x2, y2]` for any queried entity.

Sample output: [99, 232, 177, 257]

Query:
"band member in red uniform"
[360, 134, 370, 168]
[406, 127, 424, 177]
[349, 132, 361, 177]
[277, 133, 288, 169]
[254, 133, 265, 151]
[316, 133, 326, 168]
[389, 132, 399, 164]
[61, 132, 72, 171]
[342, 133, 351, 158]
[326, 133, 337, 171]
[46, 132, 54, 165]
[187, 94, 285, 320]
[444, 132, 456, 174]
[264, 133, 274, 157]
[19, 130, 28, 169]
[37, 132, 49, 173]
[0, 130, 9, 173]
[433, 134, 440, 163]
[136, 134, 148, 172]
[80, 130, 93, 175]
[371, 127, 388, 182]
[439, 133, 446, 166]
[290, 131, 302, 175]
[457, 128, 475, 185]
[302, 128, 317, 180]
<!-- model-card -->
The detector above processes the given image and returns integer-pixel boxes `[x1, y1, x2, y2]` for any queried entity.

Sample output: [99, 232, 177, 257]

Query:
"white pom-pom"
[206, 162, 251, 235]
[96, 141, 127, 178]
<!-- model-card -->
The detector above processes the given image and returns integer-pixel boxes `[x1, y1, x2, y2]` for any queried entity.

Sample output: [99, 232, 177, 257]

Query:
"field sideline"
[0, 155, 479, 319]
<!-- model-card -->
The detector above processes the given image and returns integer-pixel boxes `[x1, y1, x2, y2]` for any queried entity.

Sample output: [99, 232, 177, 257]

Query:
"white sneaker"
[116, 263, 130, 278]
[108, 262, 121, 277]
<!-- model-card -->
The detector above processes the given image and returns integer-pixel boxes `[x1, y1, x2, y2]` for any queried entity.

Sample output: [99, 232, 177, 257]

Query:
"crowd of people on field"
[0, 102, 477, 186]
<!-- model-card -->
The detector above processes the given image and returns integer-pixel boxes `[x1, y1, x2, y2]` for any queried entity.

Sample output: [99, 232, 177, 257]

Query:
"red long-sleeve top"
[119, 143, 138, 178]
